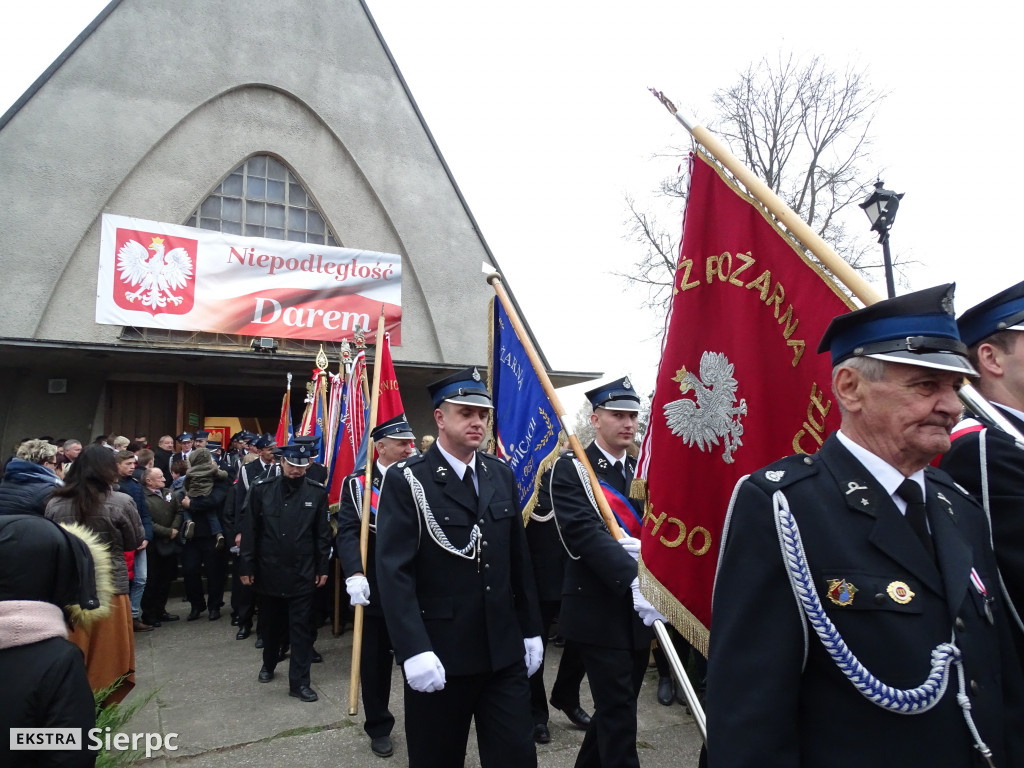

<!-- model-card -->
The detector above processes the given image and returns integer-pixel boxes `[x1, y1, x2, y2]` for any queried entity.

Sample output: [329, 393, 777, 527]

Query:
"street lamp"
[859, 180, 904, 299]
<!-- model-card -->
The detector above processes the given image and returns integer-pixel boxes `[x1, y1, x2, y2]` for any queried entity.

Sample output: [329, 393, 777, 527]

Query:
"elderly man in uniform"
[376, 368, 544, 768]
[941, 280, 1024, 660]
[548, 377, 664, 768]
[336, 414, 416, 759]
[239, 443, 332, 703]
[706, 284, 1024, 767]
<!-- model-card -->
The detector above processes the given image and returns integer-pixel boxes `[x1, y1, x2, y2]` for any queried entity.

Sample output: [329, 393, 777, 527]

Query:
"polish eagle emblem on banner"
[664, 351, 747, 464]
[113, 230, 197, 315]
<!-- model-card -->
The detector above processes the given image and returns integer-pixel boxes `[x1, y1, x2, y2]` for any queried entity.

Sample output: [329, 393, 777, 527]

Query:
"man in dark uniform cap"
[336, 413, 416, 759]
[941, 280, 1024, 659]
[239, 443, 332, 703]
[706, 284, 1024, 767]
[548, 376, 664, 768]
[171, 432, 193, 466]
[193, 430, 210, 449]
[291, 435, 328, 485]
[376, 367, 544, 768]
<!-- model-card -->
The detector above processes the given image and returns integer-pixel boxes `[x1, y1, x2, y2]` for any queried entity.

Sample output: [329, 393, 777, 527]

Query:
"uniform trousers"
[574, 642, 648, 768]
[260, 591, 315, 688]
[531, 598, 587, 723]
[404, 659, 536, 768]
[140, 549, 177, 623]
[181, 537, 226, 612]
[360, 613, 396, 738]
[229, 556, 257, 629]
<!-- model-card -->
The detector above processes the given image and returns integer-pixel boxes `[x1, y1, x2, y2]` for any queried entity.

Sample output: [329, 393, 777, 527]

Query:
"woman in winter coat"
[45, 445, 144, 705]
[0, 512, 113, 767]
[0, 439, 63, 516]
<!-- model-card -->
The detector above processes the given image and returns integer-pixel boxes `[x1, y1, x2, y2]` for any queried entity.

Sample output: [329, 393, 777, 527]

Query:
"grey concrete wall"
[0, 0, 496, 365]
[0, 367, 105, 449]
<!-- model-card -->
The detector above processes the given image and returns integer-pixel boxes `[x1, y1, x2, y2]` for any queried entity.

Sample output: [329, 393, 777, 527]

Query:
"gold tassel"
[639, 557, 710, 658]
[630, 477, 648, 501]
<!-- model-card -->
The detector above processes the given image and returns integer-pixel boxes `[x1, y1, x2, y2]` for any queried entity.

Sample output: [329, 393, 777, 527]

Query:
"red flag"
[636, 153, 854, 654]
[274, 376, 293, 447]
[373, 331, 405, 435]
[326, 333, 405, 504]
[328, 352, 366, 505]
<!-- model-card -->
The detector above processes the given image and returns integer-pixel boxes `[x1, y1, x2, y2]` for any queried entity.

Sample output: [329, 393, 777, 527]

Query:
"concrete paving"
[123, 595, 704, 766]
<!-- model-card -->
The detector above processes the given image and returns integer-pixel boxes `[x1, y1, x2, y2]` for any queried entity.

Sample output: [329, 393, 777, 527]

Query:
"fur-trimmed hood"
[0, 514, 113, 628]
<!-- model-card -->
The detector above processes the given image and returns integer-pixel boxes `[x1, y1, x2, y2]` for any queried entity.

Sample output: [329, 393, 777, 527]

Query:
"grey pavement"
[124, 594, 703, 767]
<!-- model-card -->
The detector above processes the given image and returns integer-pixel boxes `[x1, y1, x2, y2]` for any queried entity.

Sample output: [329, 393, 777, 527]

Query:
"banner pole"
[486, 272, 624, 540]
[348, 310, 387, 716]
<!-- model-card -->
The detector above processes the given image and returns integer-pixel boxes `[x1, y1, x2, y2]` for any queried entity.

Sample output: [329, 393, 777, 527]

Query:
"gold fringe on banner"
[521, 445, 561, 525]
[629, 477, 648, 502]
[639, 557, 709, 658]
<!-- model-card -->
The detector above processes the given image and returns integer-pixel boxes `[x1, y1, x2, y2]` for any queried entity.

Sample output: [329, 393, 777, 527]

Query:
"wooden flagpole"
[347, 310, 387, 716]
[486, 273, 625, 540]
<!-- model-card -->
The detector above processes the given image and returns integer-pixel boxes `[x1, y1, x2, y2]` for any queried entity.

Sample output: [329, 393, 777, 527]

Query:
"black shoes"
[186, 608, 204, 621]
[183, 520, 195, 540]
[258, 666, 274, 683]
[230, 615, 239, 626]
[254, 636, 265, 649]
[311, 649, 323, 663]
[209, 608, 221, 621]
[657, 676, 675, 706]
[160, 613, 180, 622]
[533, 723, 551, 744]
[289, 685, 318, 702]
[236, 625, 252, 640]
[214, 533, 225, 550]
[551, 701, 591, 730]
[370, 735, 394, 758]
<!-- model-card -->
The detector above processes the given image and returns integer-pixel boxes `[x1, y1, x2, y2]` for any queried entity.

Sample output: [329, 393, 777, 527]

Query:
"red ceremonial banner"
[636, 153, 855, 653]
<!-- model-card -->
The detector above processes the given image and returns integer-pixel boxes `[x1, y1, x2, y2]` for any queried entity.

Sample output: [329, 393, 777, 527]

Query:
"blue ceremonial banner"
[489, 298, 561, 518]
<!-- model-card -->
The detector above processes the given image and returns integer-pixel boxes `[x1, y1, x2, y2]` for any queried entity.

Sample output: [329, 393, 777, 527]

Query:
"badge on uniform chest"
[826, 578, 858, 606]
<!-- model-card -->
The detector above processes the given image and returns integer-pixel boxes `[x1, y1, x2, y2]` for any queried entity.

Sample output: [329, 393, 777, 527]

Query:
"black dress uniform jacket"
[549, 443, 651, 649]
[336, 465, 385, 616]
[238, 475, 332, 597]
[375, 445, 542, 676]
[707, 434, 1024, 768]
[941, 406, 1024, 654]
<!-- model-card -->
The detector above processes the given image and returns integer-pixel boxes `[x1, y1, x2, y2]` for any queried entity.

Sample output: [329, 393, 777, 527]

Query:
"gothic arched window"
[185, 154, 340, 246]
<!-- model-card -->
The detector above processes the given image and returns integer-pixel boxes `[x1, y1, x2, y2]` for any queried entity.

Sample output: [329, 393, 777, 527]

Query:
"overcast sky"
[3, 1, 1020, 409]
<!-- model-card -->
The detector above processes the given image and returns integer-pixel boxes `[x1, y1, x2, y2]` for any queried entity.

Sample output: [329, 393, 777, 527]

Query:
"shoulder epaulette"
[746, 453, 821, 491]
[393, 454, 427, 472]
[479, 452, 508, 466]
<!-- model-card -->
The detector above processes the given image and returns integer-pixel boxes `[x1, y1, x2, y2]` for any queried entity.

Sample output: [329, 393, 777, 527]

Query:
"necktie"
[462, 466, 478, 500]
[896, 479, 935, 560]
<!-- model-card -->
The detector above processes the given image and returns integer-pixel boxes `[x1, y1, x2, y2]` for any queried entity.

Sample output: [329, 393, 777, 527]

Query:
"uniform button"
[970, 680, 981, 695]
[955, 617, 966, 631]
[479, 519, 485, 524]
[874, 593, 886, 604]
[485, 586, 491, 592]
[444, 516, 450, 521]
[484, 563, 490, 569]
[482, 541, 488, 547]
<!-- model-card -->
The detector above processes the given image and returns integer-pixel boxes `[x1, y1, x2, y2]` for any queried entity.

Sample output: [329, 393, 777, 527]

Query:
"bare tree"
[622, 53, 903, 314]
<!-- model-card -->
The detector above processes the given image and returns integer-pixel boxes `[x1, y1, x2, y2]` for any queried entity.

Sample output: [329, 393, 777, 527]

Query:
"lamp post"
[859, 180, 904, 299]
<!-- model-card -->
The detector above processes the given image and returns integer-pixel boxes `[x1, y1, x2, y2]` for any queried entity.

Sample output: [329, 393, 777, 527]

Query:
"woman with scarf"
[0, 512, 113, 767]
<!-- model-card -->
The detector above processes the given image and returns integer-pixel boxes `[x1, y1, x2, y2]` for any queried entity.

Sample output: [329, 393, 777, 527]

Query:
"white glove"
[345, 574, 371, 607]
[403, 651, 446, 692]
[631, 577, 667, 627]
[618, 535, 641, 561]
[523, 636, 544, 677]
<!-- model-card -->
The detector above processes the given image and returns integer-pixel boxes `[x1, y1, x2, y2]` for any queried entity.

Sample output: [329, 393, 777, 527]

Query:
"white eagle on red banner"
[116, 236, 193, 310]
[664, 350, 747, 464]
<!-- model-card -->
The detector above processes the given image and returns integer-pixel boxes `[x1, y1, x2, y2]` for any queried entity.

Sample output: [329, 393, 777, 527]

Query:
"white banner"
[96, 214, 402, 343]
